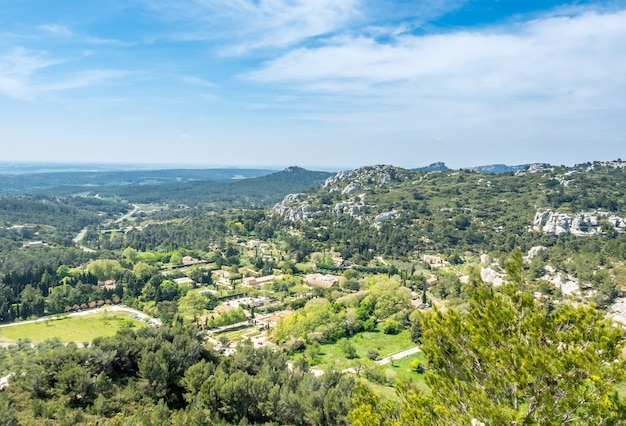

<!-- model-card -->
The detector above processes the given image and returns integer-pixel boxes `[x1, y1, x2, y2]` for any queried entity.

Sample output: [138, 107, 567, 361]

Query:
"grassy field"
[303, 327, 416, 370]
[0, 312, 147, 344]
[381, 353, 429, 389]
[294, 330, 415, 369]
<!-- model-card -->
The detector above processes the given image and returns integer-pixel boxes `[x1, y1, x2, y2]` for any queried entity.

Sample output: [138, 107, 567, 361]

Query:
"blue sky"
[1, 0, 625, 169]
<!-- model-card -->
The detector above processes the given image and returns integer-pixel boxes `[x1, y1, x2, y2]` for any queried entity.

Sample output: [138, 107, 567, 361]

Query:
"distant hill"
[413, 162, 450, 172]
[43, 166, 333, 208]
[471, 163, 537, 174]
[0, 168, 277, 194]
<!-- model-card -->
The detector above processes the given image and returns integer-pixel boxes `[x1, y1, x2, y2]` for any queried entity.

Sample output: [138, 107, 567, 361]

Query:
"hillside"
[275, 161, 626, 252]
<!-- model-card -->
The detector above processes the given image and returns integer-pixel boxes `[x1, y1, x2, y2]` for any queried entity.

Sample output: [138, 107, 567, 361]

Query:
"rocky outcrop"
[341, 182, 360, 195]
[374, 211, 396, 224]
[276, 165, 409, 224]
[323, 165, 404, 189]
[609, 298, 626, 324]
[480, 268, 504, 287]
[526, 246, 547, 260]
[515, 163, 553, 176]
[414, 162, 449, 172]
[274, 195, 324, 221]
[548, 273, 579, 296]
[532, 210, 625, 236]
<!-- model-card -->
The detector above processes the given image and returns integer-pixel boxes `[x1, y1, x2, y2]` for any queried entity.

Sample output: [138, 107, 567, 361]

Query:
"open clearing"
[0, 312, 147, 344]
[318, 328, 414, 367]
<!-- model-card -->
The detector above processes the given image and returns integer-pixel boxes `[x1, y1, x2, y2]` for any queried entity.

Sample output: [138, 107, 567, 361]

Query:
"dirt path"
[376, 346, 421, 366]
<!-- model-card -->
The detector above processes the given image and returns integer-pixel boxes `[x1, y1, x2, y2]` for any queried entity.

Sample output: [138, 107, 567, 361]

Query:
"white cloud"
[142, 0, 473, 55]
[143, 0, 361, 54]
[244, 10, 626, 101]
[33, 24, 134, 46]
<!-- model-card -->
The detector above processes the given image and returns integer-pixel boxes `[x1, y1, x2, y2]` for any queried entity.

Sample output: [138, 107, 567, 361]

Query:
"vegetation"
[1, 161, 626, 424]
[350, 256, 626, 425]
[0, 326, 354, 425]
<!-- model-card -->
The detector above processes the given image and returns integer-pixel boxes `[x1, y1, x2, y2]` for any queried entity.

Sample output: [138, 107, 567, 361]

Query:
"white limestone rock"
[609, 298, 626, 324]
[549, 273, 579, 296]
[480, 268, 504, 287]
[526, 246, 546, 260]
[342, 182, 360, 195]
[374, 211, 396, 224]
[532, 209, 626, 236]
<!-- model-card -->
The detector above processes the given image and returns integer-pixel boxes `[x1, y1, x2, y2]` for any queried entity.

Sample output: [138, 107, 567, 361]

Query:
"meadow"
[0, 311, 146, 344]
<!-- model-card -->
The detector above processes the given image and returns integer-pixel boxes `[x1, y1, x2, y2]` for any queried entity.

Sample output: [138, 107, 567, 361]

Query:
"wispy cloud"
[142, 0, 474, 55]
[45, 69, 131, 92]
[143, 0, 361, 54]
[30, 24, 134, 46]
[0, 47, 130, 100]
[236, 8, 626, 164]
[37, 24, 73, 37]
[181, 76, 218, 88]
[0, 48, 60, 99]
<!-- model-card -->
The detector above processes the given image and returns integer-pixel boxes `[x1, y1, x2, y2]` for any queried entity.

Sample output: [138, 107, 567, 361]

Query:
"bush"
[364, 365, 389, 385]
[382, 319, 399, 335]
[408, 359, 424, 373]
[338, 338, 357, 359]
[285, 337, 305, 353]
[366, 350, 379, 361]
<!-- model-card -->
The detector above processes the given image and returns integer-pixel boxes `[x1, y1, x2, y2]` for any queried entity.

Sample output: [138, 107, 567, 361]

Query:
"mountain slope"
[273, 161, 626, 256]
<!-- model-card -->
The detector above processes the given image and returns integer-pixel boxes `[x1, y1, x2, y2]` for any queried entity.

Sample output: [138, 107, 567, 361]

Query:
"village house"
[98, 280, 117, 290]
[226, 296, 270, 309]
[242, 274, 283, 288]
[182, 255, 200, 266]
[247, 239, 270, 250]
[23, 241, 44, 249]
[332, 256, 345, 267]
[174, 277, 195, 286]
[305, 273, 340, 289]
[254, 310, 293, 329]
[216, 270, 231, 285]
[423, 254, 449, 268]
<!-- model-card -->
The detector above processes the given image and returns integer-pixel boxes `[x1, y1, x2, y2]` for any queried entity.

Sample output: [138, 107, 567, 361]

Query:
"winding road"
[72, 204, 139, 252]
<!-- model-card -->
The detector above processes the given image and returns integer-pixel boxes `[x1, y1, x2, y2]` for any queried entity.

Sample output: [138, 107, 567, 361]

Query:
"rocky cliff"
[531, 210, 626, 235]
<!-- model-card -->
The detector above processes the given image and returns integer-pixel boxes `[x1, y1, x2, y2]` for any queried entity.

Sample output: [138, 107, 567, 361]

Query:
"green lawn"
[383, 353, 429, 391]
[0, 312, 147, 344]
[348, 328, 414, 357]
[304, 327, 416, 369]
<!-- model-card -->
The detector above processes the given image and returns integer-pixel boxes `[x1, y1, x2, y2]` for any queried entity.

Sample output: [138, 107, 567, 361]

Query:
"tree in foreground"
[351, 274, 626, 424]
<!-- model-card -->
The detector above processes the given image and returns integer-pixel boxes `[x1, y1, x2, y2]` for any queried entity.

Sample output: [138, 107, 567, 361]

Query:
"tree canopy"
[351, 280, 626, 425]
